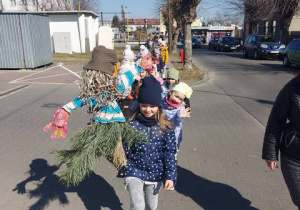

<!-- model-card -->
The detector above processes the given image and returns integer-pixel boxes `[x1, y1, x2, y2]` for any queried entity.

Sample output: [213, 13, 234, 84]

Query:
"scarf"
[166, 95, 181, 108]
[137, 113, 157, 127]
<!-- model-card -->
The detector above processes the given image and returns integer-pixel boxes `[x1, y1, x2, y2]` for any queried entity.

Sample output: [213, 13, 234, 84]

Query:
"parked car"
[283, 39, 300, 67]
[192, 37, 201, 49]
[208, 37, 219, 50]
[216, 36, 241, 52]
[243, 34, 285, 59]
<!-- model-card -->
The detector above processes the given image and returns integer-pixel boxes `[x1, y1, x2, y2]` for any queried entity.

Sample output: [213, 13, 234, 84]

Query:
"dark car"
[208, 37, 219, 50]
[243, 35, 285, 59]
[192, 37, 201, 49]
[283, 39, 300, 67]
[216, 36, 241, 52]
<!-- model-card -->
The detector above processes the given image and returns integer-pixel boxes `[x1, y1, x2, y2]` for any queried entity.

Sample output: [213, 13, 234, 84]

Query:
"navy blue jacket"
[123, 120, 177, 183]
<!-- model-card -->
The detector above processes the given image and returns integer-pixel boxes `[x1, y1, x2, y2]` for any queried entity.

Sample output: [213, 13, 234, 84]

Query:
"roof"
[1, 10, 99, 18]
[120, 18, 160, 25]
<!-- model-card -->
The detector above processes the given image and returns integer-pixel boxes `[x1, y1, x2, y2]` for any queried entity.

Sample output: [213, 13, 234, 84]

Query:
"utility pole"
[168, 0, 173, 53]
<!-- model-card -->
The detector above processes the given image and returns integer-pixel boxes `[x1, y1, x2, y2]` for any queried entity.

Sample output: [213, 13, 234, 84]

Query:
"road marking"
[0, 85, 30, 99]
[12, 81, 77, 85]
[9, 65, 60, 83]
[19, 71, 82, 82]
[59, 65, 81, 78]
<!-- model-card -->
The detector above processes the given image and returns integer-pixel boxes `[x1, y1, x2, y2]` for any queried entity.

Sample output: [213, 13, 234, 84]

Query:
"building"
[244, 10, 300, 43]
[3, 10, 99, 53]
[119, 18, 160, 33]
[192, 25, 243, 42]
[0, 0, 73, 12]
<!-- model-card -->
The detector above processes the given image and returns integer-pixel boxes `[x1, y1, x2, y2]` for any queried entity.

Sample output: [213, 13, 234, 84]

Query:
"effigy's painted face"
[139, 103, 159, 118]
[79, 69, 117, 113]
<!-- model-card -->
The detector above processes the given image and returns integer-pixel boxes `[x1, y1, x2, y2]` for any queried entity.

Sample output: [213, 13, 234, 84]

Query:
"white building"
[3, 10, 99, 53]
[0, 0, 73, 12]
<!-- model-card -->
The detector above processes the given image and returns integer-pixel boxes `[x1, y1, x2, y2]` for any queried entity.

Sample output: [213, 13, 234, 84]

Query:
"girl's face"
[167, 78, 177, 85]
[169, 90, 185, 104]
[140, 69, 147, 79]
[140, 103, 159, 118]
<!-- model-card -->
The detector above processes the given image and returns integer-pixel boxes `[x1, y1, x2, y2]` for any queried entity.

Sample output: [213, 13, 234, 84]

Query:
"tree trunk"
[183, 23, 192, 71]
[171, 27, 181, 55]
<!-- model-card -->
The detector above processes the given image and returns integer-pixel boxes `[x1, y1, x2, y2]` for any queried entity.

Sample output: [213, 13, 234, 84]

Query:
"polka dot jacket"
[123, 120, 177, 183]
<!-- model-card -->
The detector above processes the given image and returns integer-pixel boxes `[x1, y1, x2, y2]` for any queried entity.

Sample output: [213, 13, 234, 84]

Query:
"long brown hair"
[129, 106, 173, 131]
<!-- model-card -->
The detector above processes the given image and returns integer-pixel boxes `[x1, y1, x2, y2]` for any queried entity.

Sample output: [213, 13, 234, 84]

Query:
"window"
[272, 21, 276, 35]
[265, 22, 269, 34]
[289, 40, 300, 49]
[22, 0, 27, 5]
[10, 0, 16, 6]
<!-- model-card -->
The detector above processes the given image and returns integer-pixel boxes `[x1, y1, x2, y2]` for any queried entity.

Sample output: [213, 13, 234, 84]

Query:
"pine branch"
[52, 122, 146, 187]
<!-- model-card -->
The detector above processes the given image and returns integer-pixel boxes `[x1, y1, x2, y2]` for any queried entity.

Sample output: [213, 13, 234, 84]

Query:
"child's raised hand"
[179, 107, 191, 118]
[163, 180, 174, 191]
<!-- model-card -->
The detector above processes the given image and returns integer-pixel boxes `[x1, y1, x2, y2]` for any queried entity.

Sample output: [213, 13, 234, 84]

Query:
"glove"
[43, 108, 70, 140]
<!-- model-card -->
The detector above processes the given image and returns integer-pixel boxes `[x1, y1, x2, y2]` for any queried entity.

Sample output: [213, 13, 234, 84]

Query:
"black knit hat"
[137, 76, 162, 107]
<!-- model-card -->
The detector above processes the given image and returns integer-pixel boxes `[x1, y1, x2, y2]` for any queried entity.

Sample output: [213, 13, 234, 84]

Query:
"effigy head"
[79, 46, 120, 112]
[83, 45, 118, 76]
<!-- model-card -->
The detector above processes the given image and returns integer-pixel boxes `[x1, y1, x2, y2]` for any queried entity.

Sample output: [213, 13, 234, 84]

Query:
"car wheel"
[243, 49, 248, 57]
[283, 56, 291, 67]
[253, 50, 260, 60]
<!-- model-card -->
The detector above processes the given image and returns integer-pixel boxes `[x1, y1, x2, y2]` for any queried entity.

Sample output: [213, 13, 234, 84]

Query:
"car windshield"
[257, 36, 277, 43]
[223, 37, 235, 43]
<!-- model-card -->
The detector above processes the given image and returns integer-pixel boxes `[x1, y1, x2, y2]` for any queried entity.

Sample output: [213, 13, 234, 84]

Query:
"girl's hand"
[179, 107, 191, 118]
[163, 180, 174, 190]
[265, 160, 278, 171]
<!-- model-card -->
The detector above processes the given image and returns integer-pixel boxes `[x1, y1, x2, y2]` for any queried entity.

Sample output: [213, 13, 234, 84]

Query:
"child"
[162, 67, 180, 92]
[163, 68, 191, 108]
[123, 76, 177, 210]
[161, 82, 193, 149]
[153, 48, 164, 76]
[159, 40, 169, 71]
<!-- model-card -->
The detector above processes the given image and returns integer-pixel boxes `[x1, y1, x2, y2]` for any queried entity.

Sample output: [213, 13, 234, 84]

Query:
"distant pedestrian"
[123, 76, 177, 210]
[152, 48, 163, 76]
[161, 82, 193, 150]
[159, 41, 169, 72]
[262, 73, 300, 209]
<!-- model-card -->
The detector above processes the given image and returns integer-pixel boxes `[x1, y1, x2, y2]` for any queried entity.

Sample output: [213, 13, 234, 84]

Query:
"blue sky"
[100, 0, 158, 20]
[100, 0, 223, 21]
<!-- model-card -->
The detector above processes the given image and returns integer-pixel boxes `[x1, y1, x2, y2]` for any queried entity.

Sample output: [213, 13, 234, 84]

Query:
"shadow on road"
[176, 166, 258, 210]
[12, 158, 123, 210]
[193, 89, 275, 106]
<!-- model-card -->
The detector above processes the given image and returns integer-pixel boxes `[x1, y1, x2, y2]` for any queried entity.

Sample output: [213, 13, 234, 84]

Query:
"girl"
[162, 68, 190, 108]
[161, 82, 193, 149]
[123, 76, 177, 210]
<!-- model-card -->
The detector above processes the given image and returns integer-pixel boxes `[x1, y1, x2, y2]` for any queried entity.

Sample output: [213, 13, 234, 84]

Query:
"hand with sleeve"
[179, 107, 191, 118]
[43, 108, 70, 140]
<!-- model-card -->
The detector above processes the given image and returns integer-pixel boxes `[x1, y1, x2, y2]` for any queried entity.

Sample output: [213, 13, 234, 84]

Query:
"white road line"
[59, 65, 81, 78]
[9, 65, 60, 83]
[12, 81, 77, 85]
[0, 85, 31, 100]
[19, 71, 82, 82]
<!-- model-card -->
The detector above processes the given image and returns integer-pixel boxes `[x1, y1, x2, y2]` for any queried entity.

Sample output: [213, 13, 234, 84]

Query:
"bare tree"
[181, 0, 202, 71]
[273, 0, 300, 44]
[73, 0, 101, 13]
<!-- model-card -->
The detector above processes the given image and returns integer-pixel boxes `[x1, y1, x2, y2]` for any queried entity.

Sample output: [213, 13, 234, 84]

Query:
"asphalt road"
[192, 45, 299, 126]
[0, 48, 299, 209]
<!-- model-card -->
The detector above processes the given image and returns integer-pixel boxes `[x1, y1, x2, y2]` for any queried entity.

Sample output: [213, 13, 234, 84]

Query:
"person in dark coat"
[262, 73, 300, 209]
[123, 76, 177, 210]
